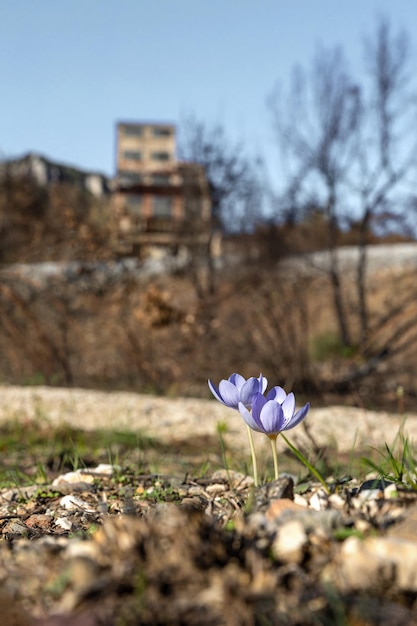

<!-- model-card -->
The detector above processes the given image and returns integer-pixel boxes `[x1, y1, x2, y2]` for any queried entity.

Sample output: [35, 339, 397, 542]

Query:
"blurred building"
[112, 121, 212, 257]
[0, 152, 110, 197]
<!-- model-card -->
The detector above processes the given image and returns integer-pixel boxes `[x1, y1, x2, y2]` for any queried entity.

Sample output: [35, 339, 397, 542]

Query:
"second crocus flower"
[208, 373, 267, 410]
[238, 387, 310, 480]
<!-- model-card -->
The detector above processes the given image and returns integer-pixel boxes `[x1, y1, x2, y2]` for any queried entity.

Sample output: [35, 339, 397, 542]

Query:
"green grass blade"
[280, 433, 330, 494]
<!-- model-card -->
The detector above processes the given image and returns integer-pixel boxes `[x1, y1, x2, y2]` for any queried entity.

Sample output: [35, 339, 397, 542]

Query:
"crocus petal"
[282, 393, 296, 424]
[268, 386, 287, 403]
[218, 380, 241, 408]
[208, 379, 225, 405]
[258, 374, 268, 394]
[282, 402, 310, 431]
[238, 402, 264, 433]
[259, 400, 284, 435]
[228, 373, 246, 391]
[251, 392, 267, 420]
[240, 377, 262, 407]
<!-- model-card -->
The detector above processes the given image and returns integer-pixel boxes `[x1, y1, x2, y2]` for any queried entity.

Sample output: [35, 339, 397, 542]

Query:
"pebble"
[327, 535, 417, 592]
[265, 498, 306, 521]
[53, 471, 95, 486]
[387, 503, 417, 541]
[1, 519, 27, 535]
[210, 469, 254, 488]
[25, 514, 52, 529]
[293, 493, 308, 507]
[327, 493, 345, 509]
[0, 485, 39, 503]
[205, 483, 227, 497]
[271, 519, 308, 564]
[309, 489, 329, 511]
[55, 517, 73, 531]
[52, 464, 116, 487]
[60, 495, 96, 512]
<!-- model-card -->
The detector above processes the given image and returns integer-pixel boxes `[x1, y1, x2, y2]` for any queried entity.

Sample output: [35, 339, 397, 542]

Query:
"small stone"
[211, 469, 253, 488]
[0, 485, 39, 503]
[252, 476, 294, 512]
[328, 493, 345, 509]
[384, 483, 399, 499]
[354, 518, 372, 533]
[187, 485, 205, 496]
[293, 493, 308, 507]
[328, 535, 417, 592]
[53, 471, 95, 486]
[2, 519, 27, 535]
[87, 463, 116, 475]
[324, 536, 392, 592]
[265, 498, 306, 521]
[52, 465, 116, 488]
[387, 504, 417, 541]
[205, 483, 227, 497]
[25, 514, 51, 529]
[369, 537, 417, 591]
[356, 488, 384, 503]
[272, 519, 308, 564]
[60, 495, 95, 512]
[309, 488, 329, 511]
[359, 477, 393, 492]
[55, 517, 73, 531]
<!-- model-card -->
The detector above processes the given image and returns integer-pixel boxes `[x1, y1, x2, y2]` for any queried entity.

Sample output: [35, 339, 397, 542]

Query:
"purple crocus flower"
[238, 387, 310, 439]
[208, 373, 267, 410]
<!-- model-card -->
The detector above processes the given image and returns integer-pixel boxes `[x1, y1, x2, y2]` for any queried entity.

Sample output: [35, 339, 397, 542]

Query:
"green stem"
[246, 424, 259, 487]
[270, 435, 279, 480]
[280, 432, 330, 494]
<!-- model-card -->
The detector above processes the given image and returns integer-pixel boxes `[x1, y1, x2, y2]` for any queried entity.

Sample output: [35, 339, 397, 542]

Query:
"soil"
[0, 386, 417, 625]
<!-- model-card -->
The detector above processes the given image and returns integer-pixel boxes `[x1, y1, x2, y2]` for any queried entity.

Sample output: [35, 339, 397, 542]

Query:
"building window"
[153, 195, 172, 217]
[118, 170, 142, 184]
[123, 150, 142, 161]
[152, 127, 171, 137]
[152, 174, 171, 185]
[122, 126, 143, 137]
[151, 151, 170, 161]
[125, 194, 143, 214]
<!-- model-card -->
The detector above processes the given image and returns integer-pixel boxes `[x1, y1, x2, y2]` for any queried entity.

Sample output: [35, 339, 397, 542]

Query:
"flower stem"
[280, 433, 330, 494]
[246, 424, 259, 487]
[269, 435, 279, 480]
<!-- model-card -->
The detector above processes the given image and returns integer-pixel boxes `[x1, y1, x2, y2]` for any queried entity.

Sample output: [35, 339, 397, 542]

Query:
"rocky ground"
[1, 386, 417, 625]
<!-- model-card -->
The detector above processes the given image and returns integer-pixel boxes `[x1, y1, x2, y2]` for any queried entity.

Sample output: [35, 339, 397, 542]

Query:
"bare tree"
[268, 17, 417, 367]
[354, 18, 416, 347]
[269, 46, 361, 347]
[178, 114, 265, 232]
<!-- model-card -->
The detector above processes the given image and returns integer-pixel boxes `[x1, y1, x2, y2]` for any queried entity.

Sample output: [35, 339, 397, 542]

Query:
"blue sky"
[1, 0, 416, 179]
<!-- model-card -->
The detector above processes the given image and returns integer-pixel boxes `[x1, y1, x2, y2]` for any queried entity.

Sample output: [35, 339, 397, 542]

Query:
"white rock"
[272, 519, 308, 564]
[52, 464, 117, 487]
[323, 536, 392, 591]
[55, 517, 73, 530]
[328, 535, 417, 592]
[60, 495, 95, 512]
[328, 493, 345, 509]
[309, 489, 329, 511]
[293, 494, 308, 507]
[367, 537, 417, 591]
[53, 471, 94, 486]
[89, 463, 116, 475]
[205, 483, 227, 497]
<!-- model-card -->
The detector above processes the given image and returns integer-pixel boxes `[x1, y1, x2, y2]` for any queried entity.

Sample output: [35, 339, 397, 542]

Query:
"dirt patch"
[0, 386, 417, 624]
